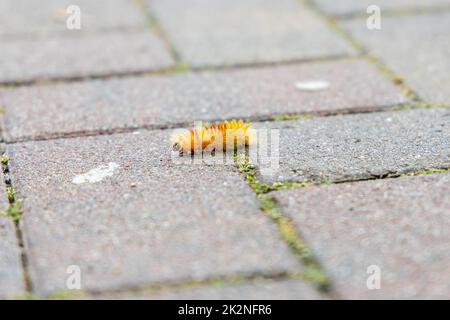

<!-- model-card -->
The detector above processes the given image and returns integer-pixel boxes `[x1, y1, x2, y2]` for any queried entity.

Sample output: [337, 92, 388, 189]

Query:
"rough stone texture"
[272, 174, 450, 299]
[312, 0, 450, 16]
[0, 31, 175, 83]
[343, 13, 450, 104]
[0, 0, 146, 36]
[0, 59, 407, 141]
[252, 109, 450, 184]
[147, 0, 356, 67]
[0, 172, 24, 299]
[97, 279, 324, 300]
[7, 130, 299, 296]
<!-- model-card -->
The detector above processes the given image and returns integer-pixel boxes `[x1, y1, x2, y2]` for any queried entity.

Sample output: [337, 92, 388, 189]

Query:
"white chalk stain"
[295, 80, 330, 91]
[72, 162, 119, 184]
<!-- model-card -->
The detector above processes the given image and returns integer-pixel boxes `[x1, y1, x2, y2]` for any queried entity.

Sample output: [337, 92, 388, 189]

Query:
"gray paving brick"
[253, 109, 450, 184]
[0, 59, 407, 141]
[0, 173, 24, 299]
[312, 0, 450, 16]
[272, 174, 450, 299]
[343, 12, 450, 104]
[7, 130, 299, 296]
[0, 0, 145, 36]
[97, 279, 324, 300]
[147, 0, 356, 67]
[0, 30, 175, 83]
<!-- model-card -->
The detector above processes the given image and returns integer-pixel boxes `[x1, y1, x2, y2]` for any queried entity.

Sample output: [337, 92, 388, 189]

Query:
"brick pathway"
[0, 0, 449, 299]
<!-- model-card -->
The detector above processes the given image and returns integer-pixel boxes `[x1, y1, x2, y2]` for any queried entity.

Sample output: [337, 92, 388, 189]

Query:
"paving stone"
[7, 130, 299, 296]
[0, 59, 407, 141]
[97, 279, 324, 300]
[147, 0, 356, 67]
[0, 173, 25, 299]
[272, 174, 450, 299]
[343, 12, 450, 104]
[252, 109, 450, 184]
[0, 0, 146, 36]
[312, 0, 450, 16]
[0, 30, 175, 84]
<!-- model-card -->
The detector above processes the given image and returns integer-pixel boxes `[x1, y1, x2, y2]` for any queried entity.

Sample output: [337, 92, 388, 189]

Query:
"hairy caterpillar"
[171, 120, 256, 154]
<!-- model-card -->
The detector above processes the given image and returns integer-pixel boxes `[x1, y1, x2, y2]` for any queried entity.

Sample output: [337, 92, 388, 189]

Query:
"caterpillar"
[171, 120, 256, 154]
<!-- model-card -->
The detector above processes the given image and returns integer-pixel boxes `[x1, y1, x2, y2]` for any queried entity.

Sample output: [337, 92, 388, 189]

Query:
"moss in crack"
[408, 168, 450, 176]
[14, 292, 39, 300]
[1, 153, 9, 165]
[49, 290, 87, 300]
[235, 153, 271, 195]
[259, 194, 330, 290]
[0, 200, 23, 223]
[6, 186, 15, 203]
[272, 114, 313, 121]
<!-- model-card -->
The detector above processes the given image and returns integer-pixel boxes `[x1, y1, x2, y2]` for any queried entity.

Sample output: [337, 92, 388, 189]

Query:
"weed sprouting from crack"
[0, 199, 23, 223]
[0, 151, 31, 293]
[272, 114, 314, 121]
[0, 153, 24, 222]
[234, 153, 330, 290]
[259, 195, 330, 290]
[1, 153, 9, 165]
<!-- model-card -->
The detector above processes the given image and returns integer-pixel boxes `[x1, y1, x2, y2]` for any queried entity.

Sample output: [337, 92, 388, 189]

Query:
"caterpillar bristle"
[171, 120, 256, 154]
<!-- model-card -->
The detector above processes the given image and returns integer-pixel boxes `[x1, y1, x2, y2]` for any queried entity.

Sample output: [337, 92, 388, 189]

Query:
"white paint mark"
[132, 131, 140, 135]
[295, 80, 330, 91]
[72, 162, 119, 184]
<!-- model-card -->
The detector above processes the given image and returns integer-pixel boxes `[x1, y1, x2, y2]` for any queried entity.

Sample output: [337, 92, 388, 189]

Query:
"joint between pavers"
[133, 0, 184, 65]
[0, 150, 33, 294]
[3, 101, 429, 145]
[261, 167, 450, 195]
[234, 153, 335, 295]
[17, 270, 303, 300]
[300, 0, 425, 105]
[324, 4, 450, 21]
[0, 53, 356, 89]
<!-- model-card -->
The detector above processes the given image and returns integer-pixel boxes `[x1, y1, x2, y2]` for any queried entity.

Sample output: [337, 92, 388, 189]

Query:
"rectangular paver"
[147, 0, 356, 67]
[95, 279, 324, 300]
[0, 31, 175, 83]
[0, 172, 24, 299]
[312, 0, 450, 17]
[272, 174, 450, 299]
[343, 12, 450, 104]
[0, 0, 146, 36]
[7, 130, 299, 296]
[0, 59, 407, 141]
[252, 109, 450, 184]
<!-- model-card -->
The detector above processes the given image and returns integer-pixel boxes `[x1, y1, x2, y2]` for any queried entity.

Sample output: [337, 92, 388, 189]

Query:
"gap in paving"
[0, 149, 33, 295]
[233, 153, 339, 299]
[301, 0, 425, 104]
[2, 102, 414, 144]
[0, 53, 355, 88]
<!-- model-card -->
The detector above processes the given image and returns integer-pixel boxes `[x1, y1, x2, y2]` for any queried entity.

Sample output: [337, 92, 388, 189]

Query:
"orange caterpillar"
[171, 120, 256, 154]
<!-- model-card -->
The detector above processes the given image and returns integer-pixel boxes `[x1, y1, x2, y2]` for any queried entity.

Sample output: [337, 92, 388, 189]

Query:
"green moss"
[409, 168, 450, 176]
[235, 153, 270, 195]
[0, 200, 23, 223]
[175, 63, 190, 73]
[6, 186, 15, 203]
[1, 153, 9, 165]
[49, 290, 87, 300]
[272, 114, 313, 121]
[258, 194, 330, 290]
[14, 292, 39, 300]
